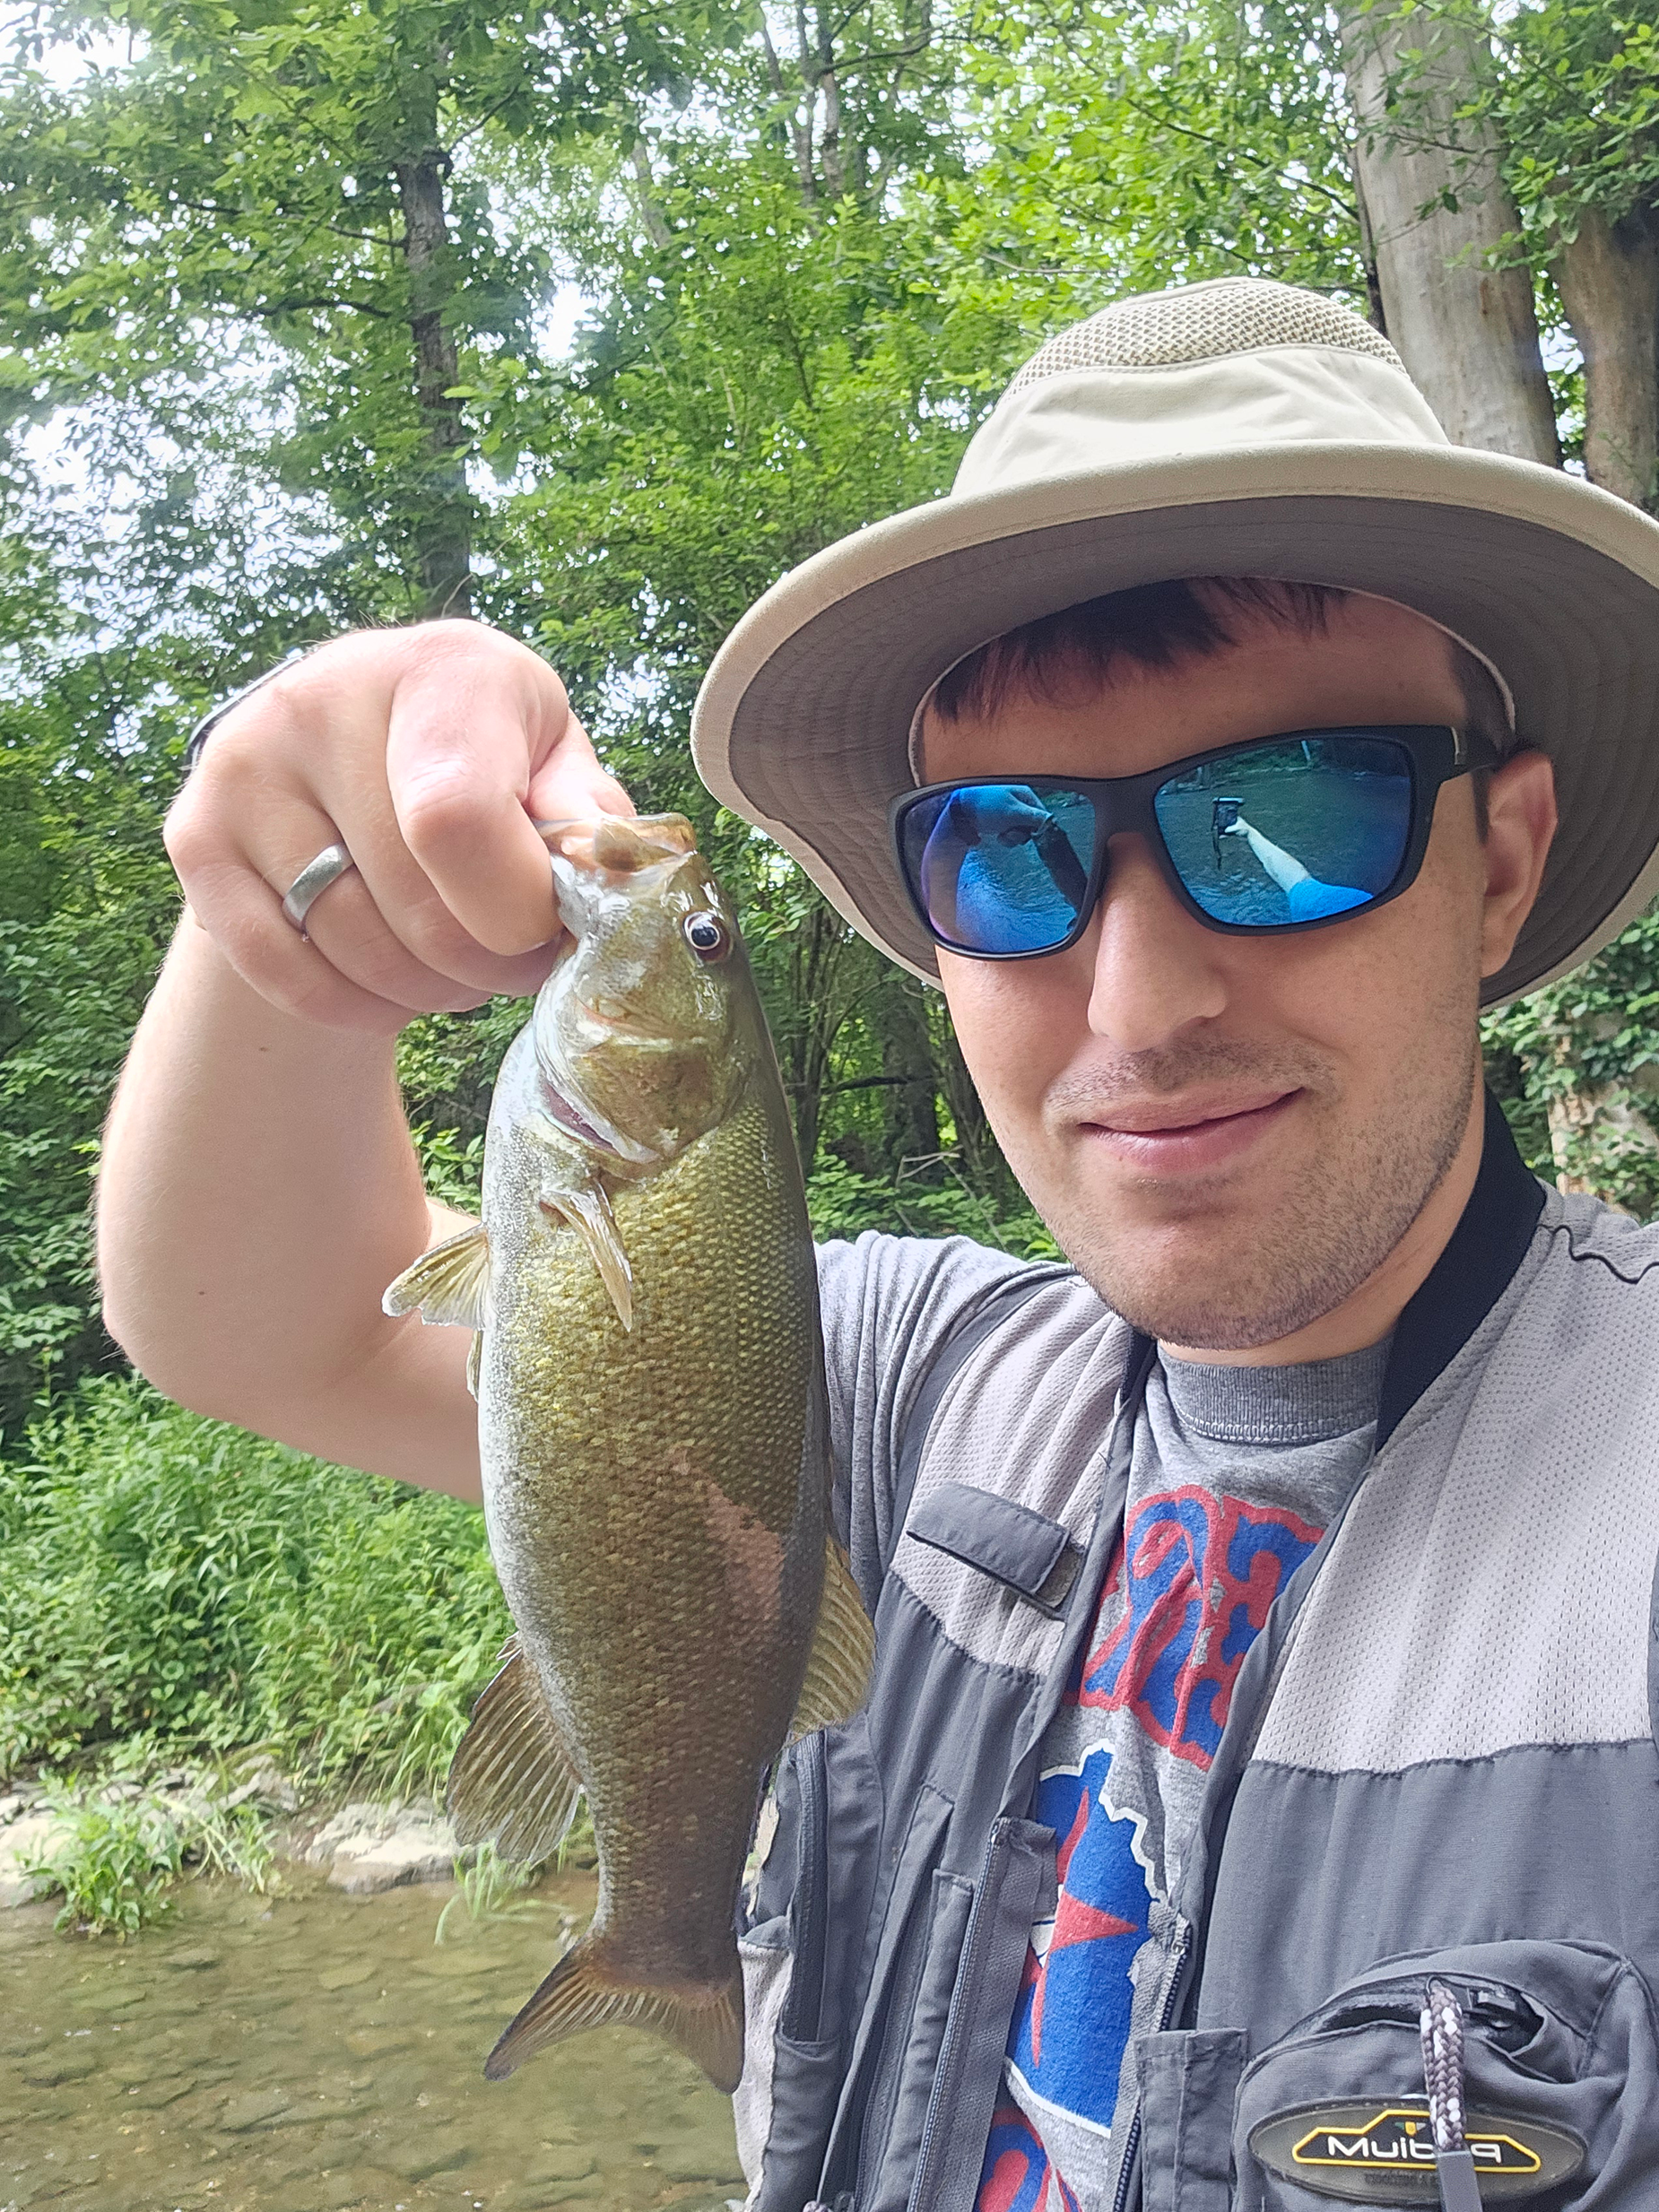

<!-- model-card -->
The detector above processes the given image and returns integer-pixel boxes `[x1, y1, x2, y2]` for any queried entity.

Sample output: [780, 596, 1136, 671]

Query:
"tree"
[1336, 0, 1559, 458]
[0, 0, 739, 625]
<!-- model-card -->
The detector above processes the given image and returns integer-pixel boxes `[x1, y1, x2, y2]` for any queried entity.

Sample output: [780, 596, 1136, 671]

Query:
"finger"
[172, 782, 494, 1028]
[525, 710, 635, 826]
[193, 672, 562, 1003]
[170, 849, 422, 1037]
[384, 641, 594, 958]
[287, 770, 569, 1002]
[261, 847, 500, 1017]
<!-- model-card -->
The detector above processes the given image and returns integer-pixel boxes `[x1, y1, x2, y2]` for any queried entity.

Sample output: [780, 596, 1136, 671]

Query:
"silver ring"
[281, 842, 356, 935]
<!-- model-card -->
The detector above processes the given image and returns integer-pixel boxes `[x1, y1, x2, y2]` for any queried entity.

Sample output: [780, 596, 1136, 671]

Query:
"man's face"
[925, 594, 1554, 1353]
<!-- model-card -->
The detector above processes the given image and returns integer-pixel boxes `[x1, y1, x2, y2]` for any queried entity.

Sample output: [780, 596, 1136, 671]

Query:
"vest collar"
[1377, 1089, 1545, 1447]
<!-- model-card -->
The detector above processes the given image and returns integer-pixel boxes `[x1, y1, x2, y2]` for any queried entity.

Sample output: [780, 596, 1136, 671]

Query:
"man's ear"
[1481, 750, 1558, 979]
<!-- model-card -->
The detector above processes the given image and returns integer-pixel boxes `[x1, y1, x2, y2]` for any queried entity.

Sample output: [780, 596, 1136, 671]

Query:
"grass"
[433, 1838, 545, 1944]
[20, 1772, 274, 1937]
[0, 1375, 511, 1797]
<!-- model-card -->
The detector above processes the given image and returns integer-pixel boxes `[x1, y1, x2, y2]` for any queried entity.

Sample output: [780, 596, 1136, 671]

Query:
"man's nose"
[1083, 833, 1229, 1048]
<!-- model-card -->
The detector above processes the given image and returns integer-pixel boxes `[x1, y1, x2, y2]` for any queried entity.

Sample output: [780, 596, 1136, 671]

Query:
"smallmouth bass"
[384, 815, 873, 2092]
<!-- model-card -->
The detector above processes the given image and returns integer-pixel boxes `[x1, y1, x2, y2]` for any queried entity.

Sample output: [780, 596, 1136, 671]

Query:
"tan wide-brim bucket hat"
[691, 276, 1659, 1003]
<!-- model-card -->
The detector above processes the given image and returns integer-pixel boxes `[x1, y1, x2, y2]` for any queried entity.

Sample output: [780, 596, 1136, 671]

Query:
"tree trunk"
[1336, 2, 1559, 462]
[867, 972, 941, 1177]
[780, 902, 857, 1175]
[394, 144, 473, 618]
[1552, 204, 1659, 513]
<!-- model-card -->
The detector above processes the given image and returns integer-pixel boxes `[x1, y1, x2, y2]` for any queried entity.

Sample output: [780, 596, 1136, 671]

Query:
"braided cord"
[1420, 1979, 1484, 2212]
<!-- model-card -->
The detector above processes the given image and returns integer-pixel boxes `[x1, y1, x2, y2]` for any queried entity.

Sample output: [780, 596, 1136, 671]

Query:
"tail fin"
[484, 1930, 743, 2093]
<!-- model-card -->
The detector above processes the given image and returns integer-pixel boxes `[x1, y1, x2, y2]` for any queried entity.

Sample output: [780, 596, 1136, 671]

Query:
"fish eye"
[682, 911, 729, 962]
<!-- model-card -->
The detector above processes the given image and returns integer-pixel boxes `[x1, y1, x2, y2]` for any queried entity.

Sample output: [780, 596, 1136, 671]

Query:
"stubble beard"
[998, 1028, 1481, 1353]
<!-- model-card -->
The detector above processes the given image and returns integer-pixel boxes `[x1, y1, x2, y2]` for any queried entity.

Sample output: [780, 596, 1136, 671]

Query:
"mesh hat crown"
[692, 276, 1659, 1002]
[1005, 278, 1404, 387]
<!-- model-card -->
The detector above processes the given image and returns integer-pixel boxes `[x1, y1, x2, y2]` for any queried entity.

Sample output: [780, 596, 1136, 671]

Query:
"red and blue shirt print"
[975, 1467, 1338, 2212]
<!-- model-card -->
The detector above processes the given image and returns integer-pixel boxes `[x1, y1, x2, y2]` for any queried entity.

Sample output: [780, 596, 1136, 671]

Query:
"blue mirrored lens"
[901, 784, 1095, 953]
[1153, 735, 1412, 927]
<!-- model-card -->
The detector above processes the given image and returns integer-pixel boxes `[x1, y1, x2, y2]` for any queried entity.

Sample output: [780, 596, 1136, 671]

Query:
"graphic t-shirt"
[976, 1339, 1388, 2212]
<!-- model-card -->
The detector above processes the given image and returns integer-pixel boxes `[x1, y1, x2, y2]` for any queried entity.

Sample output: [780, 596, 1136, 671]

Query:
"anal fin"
[788, 1536, 876, 1741]
[447, 1635, 584, 1866]
[484, 1931, 743, 2093]
[383, 1221, 491, 1329]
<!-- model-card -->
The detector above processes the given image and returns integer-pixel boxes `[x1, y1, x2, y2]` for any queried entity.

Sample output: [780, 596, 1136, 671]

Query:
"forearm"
[98, 910, 481, 1498]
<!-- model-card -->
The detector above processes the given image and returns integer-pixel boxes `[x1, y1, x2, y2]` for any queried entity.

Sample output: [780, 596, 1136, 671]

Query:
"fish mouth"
[537, 1072, 623, 1157]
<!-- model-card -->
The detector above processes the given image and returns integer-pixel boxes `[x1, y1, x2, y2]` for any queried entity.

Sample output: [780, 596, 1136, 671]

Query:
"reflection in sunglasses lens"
[908, 785, 1095, 954]
[1154, 736, 1413, 928]
[901, 735, 1417, 955]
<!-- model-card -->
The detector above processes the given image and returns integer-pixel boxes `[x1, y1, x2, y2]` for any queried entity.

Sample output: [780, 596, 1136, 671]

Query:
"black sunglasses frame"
[888, 723, 1499, 962]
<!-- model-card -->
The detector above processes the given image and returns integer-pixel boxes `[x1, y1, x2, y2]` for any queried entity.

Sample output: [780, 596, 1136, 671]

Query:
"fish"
[382, 814, 873, 2094]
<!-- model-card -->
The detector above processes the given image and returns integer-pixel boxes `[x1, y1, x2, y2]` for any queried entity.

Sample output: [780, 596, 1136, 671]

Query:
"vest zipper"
[1108, 1927, 1190, 2212]
[906, 1817, 1012, 2211]
[786, 1732, 831, 2042]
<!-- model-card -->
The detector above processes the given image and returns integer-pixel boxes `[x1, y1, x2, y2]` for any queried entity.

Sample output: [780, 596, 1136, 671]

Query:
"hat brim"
[691, 441, 1659, 1004]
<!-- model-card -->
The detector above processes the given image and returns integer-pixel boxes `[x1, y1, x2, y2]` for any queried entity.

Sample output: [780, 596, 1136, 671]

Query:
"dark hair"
[928, 577, 1516, 827]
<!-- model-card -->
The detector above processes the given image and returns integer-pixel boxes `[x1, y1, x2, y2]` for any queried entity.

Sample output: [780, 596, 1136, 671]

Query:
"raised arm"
[97, 622, 631, 1501]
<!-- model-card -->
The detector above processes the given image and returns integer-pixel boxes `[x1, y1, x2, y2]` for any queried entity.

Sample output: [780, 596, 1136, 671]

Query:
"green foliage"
[22, 1774, 274, 1937]
[25, 1792, 185, 1938]
[1483, 909, 1659, 1219]
[0, 1377, 510, 1791]
[433, 1835, 546, 1944]
[0, 643, 186, 1434]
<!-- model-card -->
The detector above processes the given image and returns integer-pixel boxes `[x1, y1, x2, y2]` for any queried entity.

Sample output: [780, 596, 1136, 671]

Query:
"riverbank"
[0, 1376, 532, 1936]
[0, 1771, 543, 1924]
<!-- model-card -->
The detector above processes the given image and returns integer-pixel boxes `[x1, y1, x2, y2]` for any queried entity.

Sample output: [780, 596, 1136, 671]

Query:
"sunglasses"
[889, 724, 1498, 961]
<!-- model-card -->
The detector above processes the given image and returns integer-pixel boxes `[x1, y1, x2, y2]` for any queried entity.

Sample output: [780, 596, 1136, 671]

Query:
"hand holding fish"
[164, 621, 634, 1035]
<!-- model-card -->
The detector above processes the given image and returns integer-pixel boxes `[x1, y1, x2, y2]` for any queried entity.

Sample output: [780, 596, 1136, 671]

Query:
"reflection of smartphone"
[1211, 796, 1243, 863]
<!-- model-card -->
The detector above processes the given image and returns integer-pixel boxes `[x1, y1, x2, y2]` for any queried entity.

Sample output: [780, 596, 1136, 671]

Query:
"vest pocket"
[1231, 1939, 1659, 2210]
[857, 1869, 976, 2212]
[1136, 2028, 1248, 2212]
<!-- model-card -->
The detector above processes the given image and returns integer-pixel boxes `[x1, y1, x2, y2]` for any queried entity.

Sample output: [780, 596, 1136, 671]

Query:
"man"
[100, 278, 1659, 2210]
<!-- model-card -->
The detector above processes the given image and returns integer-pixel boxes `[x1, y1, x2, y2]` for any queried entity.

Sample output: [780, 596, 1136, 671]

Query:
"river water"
[0, 1869, 743, 2212]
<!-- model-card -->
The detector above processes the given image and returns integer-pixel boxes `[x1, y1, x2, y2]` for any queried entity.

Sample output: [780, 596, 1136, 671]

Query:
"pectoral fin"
[788, 1537, 876, 1741]
[382, 1222, 491, 1328]
[447, 1635, 584, 1866]
[539, 1179, 633, 1332]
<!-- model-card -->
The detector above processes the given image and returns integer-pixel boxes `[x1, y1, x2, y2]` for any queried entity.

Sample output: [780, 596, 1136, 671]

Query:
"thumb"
[525, 711, 635, 828]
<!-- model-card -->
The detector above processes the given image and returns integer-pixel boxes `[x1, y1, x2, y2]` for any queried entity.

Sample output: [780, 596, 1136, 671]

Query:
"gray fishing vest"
[734, 1096, 1659, 2211]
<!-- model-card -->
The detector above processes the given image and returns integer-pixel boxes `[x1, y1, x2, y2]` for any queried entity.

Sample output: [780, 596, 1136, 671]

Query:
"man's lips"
[1078, 1089, 1300, 1171]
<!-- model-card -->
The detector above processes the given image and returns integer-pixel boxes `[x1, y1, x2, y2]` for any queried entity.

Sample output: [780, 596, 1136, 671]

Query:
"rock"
[527, 2147, 598, 2183]
[0, 1788, 40, 1826]
[20, 2048, 98, 2087]
[216, 2086, 292, 2132]
[306, 1800, 456, 1895]
[224, 1757, 300, 1814]
[652, 2138, 745, 2184]
[331, 1826, 455, 1893]
[304, 1801, 392, 1865]
[379, 2137, 470, 2182]
[0, 1809, 67, 1907]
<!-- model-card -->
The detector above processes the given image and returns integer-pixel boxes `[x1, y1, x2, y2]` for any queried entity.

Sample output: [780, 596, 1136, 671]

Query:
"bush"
[0, 1376, 510, 1794]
